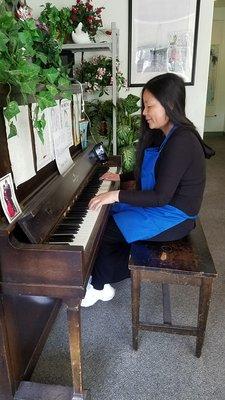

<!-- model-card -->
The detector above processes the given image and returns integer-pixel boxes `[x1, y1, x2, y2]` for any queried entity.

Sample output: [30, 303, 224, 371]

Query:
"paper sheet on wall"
[60, 99, 73, 148]
[32, 104, 55, 171]
[73, 94, 81, 146]
[49, 101, 74, 176]
[4, 105, 36, 187]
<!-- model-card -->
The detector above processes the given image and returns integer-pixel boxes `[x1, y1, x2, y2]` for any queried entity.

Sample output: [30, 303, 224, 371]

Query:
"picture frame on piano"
[0, 172, 22, 223]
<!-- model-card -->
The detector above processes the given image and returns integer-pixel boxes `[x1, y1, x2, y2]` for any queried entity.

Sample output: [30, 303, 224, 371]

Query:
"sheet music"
[49, 101, 74, 176]
[32, 104, 55, 171]
[73, 94, 81, 146]
[4, 105, 36, 187]
[60, 99, 73, 148]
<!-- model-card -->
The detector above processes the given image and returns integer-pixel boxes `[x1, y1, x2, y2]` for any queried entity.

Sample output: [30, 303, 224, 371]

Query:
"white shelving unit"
[62, 22, 119, 155]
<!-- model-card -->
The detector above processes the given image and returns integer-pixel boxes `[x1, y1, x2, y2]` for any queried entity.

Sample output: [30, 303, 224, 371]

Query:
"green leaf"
[34, 117, 46, 144]
[20, 80, 37, 95]
[37, 90, 57, 111]
[0, 11, 16, 31]
[18, 31, 33, 48]
[123, 94, 140, 115]
[119, 145, 136, 173]
[117, 124, 134, 147]
[58, 76, 70, 88]
[46, 84, 58, 97]
[0, 31, 9, 52]
[36, 52, 48, 65]
[8, 122, 17, 139]
[4, 101, 20, 121]
[43, 67, 59, 84]
[61, 91, 72, 101]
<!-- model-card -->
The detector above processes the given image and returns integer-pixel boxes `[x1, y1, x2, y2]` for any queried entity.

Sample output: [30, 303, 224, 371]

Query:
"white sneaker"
[81, 284, 115, 307]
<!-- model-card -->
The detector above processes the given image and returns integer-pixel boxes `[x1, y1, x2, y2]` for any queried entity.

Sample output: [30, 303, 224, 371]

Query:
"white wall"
[30, 0, 214, 137]
[204, 7, 225, 132]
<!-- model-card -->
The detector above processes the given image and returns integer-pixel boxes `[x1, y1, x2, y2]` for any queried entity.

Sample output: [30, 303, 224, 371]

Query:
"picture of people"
[0, 173, 22, 223]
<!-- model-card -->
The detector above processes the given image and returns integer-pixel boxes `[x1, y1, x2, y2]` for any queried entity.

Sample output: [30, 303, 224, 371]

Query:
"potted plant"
[85, 99, 113, 153]
[117, 94, 140, 172]
[85, 94, 140, 172]
[70, 0, 105, 43]
[75, 55, 125, 96]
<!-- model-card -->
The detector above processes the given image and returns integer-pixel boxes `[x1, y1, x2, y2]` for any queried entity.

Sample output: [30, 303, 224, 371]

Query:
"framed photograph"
[0, 173, 22, 223]
[128, 0, 201, 86]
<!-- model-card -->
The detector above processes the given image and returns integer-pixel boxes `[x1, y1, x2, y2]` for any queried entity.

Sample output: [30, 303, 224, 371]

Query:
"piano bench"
[128, 220, 217, 358]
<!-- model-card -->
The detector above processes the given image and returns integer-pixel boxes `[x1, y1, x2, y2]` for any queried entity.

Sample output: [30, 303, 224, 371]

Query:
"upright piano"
[0, 107, 120, 400]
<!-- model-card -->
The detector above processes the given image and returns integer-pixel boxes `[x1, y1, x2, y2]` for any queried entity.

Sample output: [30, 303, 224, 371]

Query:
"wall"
[29, 0, 214, 137]
[204, 7, 225, 132]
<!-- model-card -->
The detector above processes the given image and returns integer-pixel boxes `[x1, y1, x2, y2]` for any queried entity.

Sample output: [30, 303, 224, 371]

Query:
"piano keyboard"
[49, 166, 117, 249]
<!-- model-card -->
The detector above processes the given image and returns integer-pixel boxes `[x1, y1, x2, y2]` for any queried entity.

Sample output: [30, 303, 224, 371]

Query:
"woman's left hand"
[88, 191, 120, 211]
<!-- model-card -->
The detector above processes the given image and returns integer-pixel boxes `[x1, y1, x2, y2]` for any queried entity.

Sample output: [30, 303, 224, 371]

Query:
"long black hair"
[135, 73, 214, 181]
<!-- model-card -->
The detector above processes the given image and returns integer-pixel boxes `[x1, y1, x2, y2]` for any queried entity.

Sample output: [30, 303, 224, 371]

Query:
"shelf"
[62, 42, 111, 53]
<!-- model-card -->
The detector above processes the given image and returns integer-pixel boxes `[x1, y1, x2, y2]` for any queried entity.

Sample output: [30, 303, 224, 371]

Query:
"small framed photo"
[0, 173, 22, 223]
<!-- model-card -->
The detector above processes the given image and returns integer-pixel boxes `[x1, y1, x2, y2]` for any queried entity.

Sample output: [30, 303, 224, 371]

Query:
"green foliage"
[0, 1, 71, 141]
[116, 94, 141, 172]
[39, 3, 73, 43]
[76, 55, 125, 97]
[85, 99, 113, 153]
[85, 95, 140, 172]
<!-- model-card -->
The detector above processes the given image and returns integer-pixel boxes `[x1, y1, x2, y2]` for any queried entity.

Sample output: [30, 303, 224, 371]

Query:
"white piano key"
[49, 167, 118, 248]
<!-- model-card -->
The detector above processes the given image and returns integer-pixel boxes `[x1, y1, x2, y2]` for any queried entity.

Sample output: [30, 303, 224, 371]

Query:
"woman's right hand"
[99, 172, 120, 182]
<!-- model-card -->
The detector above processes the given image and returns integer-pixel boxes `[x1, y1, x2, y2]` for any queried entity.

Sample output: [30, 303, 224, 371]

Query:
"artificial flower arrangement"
[71, 0, 105, 41]
[75, 55, 126, 96]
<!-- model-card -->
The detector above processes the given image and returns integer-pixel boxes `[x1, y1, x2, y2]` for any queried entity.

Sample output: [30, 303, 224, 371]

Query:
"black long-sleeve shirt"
[119, 126, 206, 216]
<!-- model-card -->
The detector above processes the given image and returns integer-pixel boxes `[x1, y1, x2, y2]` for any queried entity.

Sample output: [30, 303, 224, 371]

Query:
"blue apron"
[112, 125, 197, 243]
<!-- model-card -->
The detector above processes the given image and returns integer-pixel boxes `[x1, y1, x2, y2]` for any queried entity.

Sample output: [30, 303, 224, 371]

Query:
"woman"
[81, 72, 214, 307]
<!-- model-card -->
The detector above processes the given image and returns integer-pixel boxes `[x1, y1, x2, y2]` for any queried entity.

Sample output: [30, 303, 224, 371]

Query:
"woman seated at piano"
[81, 72, 214, 307]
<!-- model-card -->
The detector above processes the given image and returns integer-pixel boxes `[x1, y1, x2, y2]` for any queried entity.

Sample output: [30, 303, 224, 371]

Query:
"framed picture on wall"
[128, 0, 201, 86]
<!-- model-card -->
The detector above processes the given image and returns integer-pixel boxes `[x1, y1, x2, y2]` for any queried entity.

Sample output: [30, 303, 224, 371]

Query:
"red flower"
[86, 3, 93, 11]
[76, 0, 81, 3]
[87, 15, 93, 22]
[96, 7, 104, 15]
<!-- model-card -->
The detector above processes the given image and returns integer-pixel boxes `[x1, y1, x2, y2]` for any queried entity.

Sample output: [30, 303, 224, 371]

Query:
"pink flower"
[97, 67, 106, 76]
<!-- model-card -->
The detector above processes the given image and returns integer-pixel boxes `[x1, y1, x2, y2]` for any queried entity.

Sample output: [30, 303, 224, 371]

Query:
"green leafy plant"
[85, 94, 140, 172]
[85, 99, 113, 153]
[117, 94, 140, 172]
[76, 55, 125, 96]
[39, 3, 73, 43]
[0, 1, 71, 142]
[71, 0, 104, 41]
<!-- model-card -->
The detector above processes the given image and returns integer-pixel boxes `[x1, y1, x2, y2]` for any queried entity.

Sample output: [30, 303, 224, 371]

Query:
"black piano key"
[49, 166, 110, 240]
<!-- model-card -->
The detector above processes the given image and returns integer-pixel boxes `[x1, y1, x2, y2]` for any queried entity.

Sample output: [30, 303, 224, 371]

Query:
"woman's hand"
[99, 172, 120, 182]
[88, 191, 119, 211]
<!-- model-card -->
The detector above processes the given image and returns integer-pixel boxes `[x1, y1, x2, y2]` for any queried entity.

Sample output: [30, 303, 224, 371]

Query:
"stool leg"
[196, 277, 213, 358]
[131, 270, 140, 351]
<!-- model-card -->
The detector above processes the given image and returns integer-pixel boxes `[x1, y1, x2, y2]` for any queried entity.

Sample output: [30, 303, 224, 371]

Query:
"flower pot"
[71, 23, 92, 44]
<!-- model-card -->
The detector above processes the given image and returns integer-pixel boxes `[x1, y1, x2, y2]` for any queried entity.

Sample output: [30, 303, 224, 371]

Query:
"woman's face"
[143, 90, 172, 134]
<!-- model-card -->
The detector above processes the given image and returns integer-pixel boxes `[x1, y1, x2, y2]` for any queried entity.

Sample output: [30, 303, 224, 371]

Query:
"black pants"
[91, 216, 131, 290]
[91, 215, 195, 290]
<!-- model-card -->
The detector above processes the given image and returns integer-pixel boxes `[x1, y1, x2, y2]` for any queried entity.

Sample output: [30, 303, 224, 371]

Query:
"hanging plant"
[0, 1, 72, 142]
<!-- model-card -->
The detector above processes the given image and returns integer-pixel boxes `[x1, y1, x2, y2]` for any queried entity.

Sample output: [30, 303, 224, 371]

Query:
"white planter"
[71, 23, 92, 44]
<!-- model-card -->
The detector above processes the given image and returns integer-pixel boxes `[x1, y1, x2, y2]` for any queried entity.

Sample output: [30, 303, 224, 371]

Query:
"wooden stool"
[128, 221, 217, 358]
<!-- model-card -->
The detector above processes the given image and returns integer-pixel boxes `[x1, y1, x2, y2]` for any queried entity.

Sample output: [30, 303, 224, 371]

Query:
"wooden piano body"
[0, 104, 120, 399]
